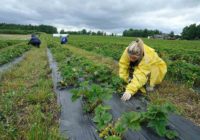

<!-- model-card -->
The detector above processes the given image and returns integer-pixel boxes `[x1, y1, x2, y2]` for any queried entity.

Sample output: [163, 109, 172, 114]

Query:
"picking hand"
[121, 92, 131, 101]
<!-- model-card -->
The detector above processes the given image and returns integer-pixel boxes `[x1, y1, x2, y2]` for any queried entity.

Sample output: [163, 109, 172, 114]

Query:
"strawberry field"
[0, 34, 200, 140]
[67, 35, 200, 88]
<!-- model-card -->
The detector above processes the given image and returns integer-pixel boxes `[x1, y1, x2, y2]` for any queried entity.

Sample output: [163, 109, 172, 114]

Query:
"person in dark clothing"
[28, 34, 41, 48]
[60, 36, 68, 44]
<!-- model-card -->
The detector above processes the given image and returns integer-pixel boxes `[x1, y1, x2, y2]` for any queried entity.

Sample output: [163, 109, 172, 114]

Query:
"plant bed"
[48, 38, 200, 140]
[0, 43, 31, 65]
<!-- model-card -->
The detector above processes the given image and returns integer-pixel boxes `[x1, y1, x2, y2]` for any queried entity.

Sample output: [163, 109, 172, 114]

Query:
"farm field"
[66, 35, 200, 124]
[0, 34, 200, 140]
[67, 35, 200, 88]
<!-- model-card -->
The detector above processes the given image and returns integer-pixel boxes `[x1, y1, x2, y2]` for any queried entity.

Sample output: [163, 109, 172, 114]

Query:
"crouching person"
[119, 38, 167, 101]
[28, 34, 41, 48]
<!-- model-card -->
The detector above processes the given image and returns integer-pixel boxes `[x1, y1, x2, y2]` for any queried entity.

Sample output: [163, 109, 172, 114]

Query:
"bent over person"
[119, 38, 167, 101]
[28, 34, 41, 48]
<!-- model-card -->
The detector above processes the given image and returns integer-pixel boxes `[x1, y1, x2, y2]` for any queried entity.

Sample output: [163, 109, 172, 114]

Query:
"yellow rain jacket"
[119, 44, 167, 95]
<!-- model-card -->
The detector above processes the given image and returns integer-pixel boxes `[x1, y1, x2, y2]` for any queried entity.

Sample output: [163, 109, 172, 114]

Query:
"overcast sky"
[1, 0, 200, 34]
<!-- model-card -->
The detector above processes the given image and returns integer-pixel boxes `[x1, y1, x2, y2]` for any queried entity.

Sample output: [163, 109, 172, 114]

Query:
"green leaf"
[129, 122, 141, 131]
[71, 94, 81, 102]
[114, 121, 126, 134]
[102, 113, 112, 123]
[93, 116, 100, 123]
[154, 121, 167, 137]
[166, 130, 178, 139]
[105, 135, 121, 140]
[101, 105, 111, 110]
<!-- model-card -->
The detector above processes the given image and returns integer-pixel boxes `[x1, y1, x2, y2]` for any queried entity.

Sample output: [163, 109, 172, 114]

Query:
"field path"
[47, 48, 101, 140]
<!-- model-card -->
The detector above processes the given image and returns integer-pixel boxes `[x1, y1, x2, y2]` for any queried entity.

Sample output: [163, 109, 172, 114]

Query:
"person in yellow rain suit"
[119, 38, 167, 101]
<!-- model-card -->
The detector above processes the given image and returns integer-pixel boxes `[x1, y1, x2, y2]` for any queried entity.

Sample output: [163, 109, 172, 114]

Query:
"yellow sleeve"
[119, 48, 129, 82]
[125, 59, 151, 95]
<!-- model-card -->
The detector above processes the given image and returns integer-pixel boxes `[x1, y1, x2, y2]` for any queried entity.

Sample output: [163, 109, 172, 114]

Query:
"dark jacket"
[61, 37, 68, 44]
[28, 35, 41, 46]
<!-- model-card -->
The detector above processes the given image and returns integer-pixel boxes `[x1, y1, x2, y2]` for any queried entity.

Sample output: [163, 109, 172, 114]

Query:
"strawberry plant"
[99, 101, 178, 140]
[48, 41, 126, 91]
[93, 105, 112, 131]
[143, 101, 178, 139]
[111, 76, 126, 93]
[71, 81, 113, 113]
[105, 135, 121, 140]
[0, 44, 31, 65]
[0, 40, 24, 49]
[99, 112, 142, 139]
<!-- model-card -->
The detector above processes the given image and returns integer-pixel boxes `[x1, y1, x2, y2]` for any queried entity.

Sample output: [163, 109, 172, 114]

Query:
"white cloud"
[0, 0, 200, 34]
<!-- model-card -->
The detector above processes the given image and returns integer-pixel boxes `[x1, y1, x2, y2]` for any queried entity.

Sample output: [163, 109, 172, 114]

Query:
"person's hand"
[121, 92, 131, 101]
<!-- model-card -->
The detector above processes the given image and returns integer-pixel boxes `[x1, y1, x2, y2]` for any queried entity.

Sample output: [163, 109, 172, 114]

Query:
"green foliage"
[166, 130, 178, 139]
[68, 35, 200, 88]
[93, 105, 112, 130]
[71, 82, 113, 113]
[0, 40, 24, 49]
[123, 28, 162, 37]
[0, 44, 31, 65]
[0, 23, 57, 34]
[181, 23, 200, 40]
[110, 101, 178, 139]
[168, 60, 200, 87]
[61, 28, 106, 36]
[111, 76, 126, 93]
[144, 102, 177, 137]
[120, 112, 142, 131]
[105, 135, 121, 140]
[48, 40, 125, 91]
[48, 36, 180, 140]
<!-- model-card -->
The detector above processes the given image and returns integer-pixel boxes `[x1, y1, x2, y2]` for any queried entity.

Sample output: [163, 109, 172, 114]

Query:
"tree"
[97, 31, 103, 36]
[60, 29, 65, 34]
[181, 24, 197, 40]
[196, 24, 200, 39]
[81, 29, 87, 34]
[169, 31, 174, 38]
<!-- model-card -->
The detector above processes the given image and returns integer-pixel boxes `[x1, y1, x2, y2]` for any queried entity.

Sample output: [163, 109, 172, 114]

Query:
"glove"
[121, 92, 132, 101]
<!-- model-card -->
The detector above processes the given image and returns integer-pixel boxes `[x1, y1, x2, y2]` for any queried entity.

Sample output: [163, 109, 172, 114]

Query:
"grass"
[0, 36, 63, 139]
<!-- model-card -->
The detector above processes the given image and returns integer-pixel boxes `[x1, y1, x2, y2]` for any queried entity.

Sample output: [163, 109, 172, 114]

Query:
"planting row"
[0, 43, 31, 65]
[48, 40, 178, 140]
[68, 35, 200, 65]
[66, 35, 200, 88]
[0, 38, 62, 139]
[0, 40, 25, 49]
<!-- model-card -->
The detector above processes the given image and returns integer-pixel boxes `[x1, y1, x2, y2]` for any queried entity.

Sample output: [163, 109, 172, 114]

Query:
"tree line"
[123, 29, 162, 37]
[1, 23, 199, 40]
[60, 29, 110, 36]
[0, 23, 57, 34]
[181, 24, 200, 40]
[122, 23, 200, 40]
